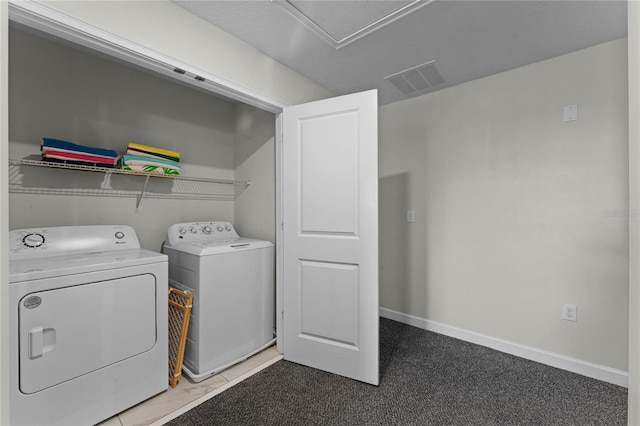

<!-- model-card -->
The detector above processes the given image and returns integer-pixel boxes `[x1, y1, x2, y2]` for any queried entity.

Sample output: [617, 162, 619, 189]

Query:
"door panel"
[299, 110, 359, 235]
[19, 275, 156, 394]
[299, 260, 359, 346]
[283, 90, 379, 385]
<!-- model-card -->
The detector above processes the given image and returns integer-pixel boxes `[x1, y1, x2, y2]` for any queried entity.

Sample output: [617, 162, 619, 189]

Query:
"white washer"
[9, 225, 168, 426]
[162, 221, 275, 382]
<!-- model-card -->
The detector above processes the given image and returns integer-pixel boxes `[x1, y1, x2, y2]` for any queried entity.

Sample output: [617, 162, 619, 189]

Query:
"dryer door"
[18, 274, 157, 394]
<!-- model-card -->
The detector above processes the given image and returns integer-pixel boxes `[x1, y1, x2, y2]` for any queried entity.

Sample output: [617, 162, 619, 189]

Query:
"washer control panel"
[9, 225, 140, 259]
[166, 221, 238, 247]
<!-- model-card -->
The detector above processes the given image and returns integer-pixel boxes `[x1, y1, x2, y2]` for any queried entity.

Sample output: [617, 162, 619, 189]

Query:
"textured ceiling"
[171, 0, 628, 106]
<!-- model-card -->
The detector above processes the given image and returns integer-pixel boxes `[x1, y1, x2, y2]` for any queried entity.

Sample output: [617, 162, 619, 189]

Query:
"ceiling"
[171, 0, 628, 106]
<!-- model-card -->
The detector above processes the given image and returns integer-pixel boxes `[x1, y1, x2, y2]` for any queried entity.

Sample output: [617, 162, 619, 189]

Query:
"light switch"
[563, 104, 578, 122]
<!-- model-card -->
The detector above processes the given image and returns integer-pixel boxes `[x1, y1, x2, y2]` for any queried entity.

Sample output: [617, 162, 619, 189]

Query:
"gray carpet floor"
[167, 318, 627, 425]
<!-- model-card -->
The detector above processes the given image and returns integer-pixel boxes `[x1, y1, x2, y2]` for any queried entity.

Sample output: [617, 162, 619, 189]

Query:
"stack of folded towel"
[41, 138, 119, 168]
[120, 142, 181, 175]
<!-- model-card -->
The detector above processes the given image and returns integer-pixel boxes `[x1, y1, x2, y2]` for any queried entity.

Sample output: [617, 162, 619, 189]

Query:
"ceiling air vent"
[385, 61, 445, 95]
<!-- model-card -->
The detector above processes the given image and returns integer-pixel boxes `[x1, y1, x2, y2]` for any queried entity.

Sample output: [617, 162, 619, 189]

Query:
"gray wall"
[379, 38, 629, 371]
[234, 103, 276, 243]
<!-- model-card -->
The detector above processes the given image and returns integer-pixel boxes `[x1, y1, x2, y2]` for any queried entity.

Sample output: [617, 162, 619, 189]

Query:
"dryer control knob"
[224, 225, 231, 231]
[179, 228, 187, 235]
[23, 233, 45, 248]
[216, 226, 224, 232]
[202, 225, 212, 234]
[189, 227, 197, 234]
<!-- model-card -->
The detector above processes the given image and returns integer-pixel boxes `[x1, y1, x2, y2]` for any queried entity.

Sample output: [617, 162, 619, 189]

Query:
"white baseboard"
[379, 307, 628, 388]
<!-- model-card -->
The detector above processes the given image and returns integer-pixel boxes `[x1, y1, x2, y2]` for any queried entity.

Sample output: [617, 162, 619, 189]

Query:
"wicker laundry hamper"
[167, 287, 193, 388]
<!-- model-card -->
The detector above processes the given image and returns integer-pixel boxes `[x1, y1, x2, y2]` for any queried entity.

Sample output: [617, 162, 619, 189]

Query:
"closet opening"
[8, 8, 284, 424]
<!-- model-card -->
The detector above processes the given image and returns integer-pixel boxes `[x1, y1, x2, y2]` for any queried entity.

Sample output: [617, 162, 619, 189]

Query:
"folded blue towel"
[42, 138, 118, 158]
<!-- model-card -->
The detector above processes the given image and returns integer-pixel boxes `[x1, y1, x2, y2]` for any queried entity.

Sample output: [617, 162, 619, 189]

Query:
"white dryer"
[9, 225, 168, 426]
[163, 221, 275, 382]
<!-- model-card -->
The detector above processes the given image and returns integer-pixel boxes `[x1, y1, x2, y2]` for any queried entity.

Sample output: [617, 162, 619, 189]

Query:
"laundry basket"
[168, 286, 193, 388]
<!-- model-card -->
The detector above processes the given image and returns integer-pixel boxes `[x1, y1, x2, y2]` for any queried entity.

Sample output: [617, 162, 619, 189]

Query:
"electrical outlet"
[562, 303, 577, 322]
[563, 104, 578, 122]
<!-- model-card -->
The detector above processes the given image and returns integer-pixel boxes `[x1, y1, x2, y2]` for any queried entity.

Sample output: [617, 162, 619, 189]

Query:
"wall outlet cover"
[563, 104, 578, 122]
[562, 303, 577, 321]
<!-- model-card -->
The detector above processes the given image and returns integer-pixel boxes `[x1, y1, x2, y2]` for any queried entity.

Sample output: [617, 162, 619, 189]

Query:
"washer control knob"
[179, 228, 187, 235]
[202, 225, 212, 234]
[115, 231, 125, 239]
[23, 233, 45, 248]
[224, 225, 231, 231]
[189, 227, 197, 234]
[216, 226, 224, 232]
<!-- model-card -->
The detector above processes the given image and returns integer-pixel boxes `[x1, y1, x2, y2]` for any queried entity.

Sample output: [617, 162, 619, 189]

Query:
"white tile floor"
[98, 346, 282, 426]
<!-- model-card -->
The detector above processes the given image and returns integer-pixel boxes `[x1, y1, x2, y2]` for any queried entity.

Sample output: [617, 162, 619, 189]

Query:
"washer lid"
[164, 237, 273, 256]
[9, 248, 167, 283]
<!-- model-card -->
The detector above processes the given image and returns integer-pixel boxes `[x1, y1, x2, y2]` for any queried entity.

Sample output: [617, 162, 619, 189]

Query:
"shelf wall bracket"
[136, 175, 150, 210]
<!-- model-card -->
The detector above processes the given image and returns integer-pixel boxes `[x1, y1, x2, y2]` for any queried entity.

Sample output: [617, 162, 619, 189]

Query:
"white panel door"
[283, 90, 379, 385]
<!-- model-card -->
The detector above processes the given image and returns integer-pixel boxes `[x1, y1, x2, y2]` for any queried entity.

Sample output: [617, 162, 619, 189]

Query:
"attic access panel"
[274, 0, 434, 49]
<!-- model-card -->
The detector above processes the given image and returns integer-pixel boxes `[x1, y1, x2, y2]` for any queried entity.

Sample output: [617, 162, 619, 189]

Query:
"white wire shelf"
[9, 158, 250, 207]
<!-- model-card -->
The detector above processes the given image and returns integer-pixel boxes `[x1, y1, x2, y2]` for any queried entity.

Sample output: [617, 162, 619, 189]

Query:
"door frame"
[0, 2, 9, 424]
[5, 1, 290, 353]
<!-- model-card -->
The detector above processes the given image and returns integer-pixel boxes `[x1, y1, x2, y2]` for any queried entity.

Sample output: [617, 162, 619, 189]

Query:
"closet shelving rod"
[8, 158, 251, 203]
